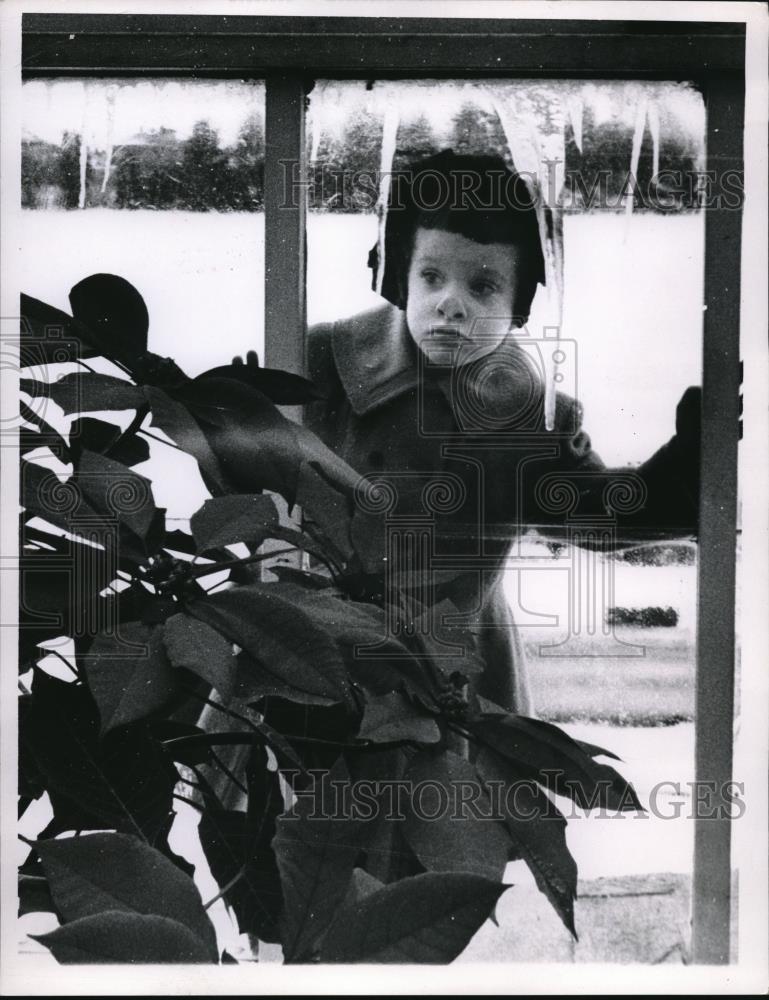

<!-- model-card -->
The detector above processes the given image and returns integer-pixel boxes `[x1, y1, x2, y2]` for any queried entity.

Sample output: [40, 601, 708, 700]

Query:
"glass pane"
[306, 78, 705, 959]
[307, 79, 704, 462]
[22, 79, 265, 375]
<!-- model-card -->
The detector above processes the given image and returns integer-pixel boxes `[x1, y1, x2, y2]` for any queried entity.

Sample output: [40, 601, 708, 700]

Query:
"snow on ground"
[21, 208, 703, 466]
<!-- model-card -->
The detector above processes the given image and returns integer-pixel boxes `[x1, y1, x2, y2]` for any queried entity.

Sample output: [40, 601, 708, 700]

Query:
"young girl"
[302, 150, 699, 715]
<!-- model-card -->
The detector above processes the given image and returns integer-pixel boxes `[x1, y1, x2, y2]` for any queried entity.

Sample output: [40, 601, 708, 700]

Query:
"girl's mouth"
[429, 326, 468, 340]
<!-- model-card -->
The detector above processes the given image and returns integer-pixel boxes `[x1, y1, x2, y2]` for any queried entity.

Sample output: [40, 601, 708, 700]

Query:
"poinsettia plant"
[17, 274, 641, 965]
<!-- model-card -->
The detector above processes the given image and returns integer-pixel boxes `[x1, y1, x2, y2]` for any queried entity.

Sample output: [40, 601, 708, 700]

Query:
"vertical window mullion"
[264, 75, 307, 389]
[262, 75, 308, 568]
[692, 71, 744, 965]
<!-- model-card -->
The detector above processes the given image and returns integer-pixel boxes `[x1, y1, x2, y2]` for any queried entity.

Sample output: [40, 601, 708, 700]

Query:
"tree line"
[22, 103, 701, 213]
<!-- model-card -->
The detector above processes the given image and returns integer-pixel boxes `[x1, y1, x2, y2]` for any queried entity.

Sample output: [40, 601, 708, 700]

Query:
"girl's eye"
[472, 280, 498, 296]
[421, 270, 441, 286]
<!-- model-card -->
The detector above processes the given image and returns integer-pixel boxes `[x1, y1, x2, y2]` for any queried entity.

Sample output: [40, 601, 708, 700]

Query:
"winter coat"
[306, 302, 699, 715]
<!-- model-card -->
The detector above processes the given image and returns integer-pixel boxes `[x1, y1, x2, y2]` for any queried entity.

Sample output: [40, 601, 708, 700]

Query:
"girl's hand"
[231, 350, 260, 368]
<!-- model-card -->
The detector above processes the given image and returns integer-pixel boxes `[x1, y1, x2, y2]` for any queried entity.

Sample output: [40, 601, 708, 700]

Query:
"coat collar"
[332, 303, 421, 417]
[331, 301, 550, 426]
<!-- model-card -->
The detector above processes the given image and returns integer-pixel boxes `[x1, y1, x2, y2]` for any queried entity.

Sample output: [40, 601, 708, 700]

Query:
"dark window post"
[692, 69, 744, 965]
[264, 74, 307, 386]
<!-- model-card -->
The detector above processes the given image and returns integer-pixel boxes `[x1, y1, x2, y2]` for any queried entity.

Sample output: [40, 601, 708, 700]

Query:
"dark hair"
[369, 149, 545, 317]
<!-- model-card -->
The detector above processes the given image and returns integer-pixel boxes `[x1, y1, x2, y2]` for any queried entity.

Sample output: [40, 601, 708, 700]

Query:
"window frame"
[21, 12, 746, 966]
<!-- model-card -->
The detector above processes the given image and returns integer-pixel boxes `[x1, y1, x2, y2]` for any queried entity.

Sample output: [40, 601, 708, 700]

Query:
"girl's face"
[405, 227, 523, 365]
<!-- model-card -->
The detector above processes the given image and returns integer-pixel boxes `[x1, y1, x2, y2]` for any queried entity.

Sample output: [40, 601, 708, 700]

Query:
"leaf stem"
[188, 548, 299, 579]
[210, 748, 248, 796]
[108, 402, 150, 454]
[173, 792, 203, 812]
[138, 429, 184, 451]
[48, 648, 80, 679]
[203, 866, 246, 911]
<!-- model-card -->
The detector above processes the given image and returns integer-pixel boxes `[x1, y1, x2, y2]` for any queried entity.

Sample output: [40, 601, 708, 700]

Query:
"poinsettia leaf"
[295, 430, 361, 500]
[343, 746, 426, 885]
[74, 449, 157, 543]
[476, 747, 578, 937]
[18, 537, 129, 656]
[144, 386, 228, 494]
[83, 623, 178, 735]
[175, 376, 360, 506]
[19, 377, 49, 398]
[412, 599, 486, 681]
[19, 293, 99, 366]
[469, 714, 641, 812]
[22, 670, 177, 841]
[234, 653, 338, 708]
[31, 910, 212, 964]
[69, 416, 150, 468]
[295, 460, 355, 563]
[193, 363, 325, 404]
[68, 273, 149, 365]
[574, 738, 622, 762]
[162, 613, 236, 702]
[273, 758, 368, 962]
[402, 749, 512, 880]
[35, 831, 217, 960]
[176, 377, 303, 503]
[358, 692, 440, 745]
[341, 867, 384, 906]
[22, 459, 104, 533]
[18, 873, 57, 918]
[186, 584, 351, 707]
[190, 494, 279, 553]
[161, 528, 197, 556]
[19, 402, 71, 461]
[255, 582, 438, 704]
[198, 744, 284, 942]
[46, 372, 146, 415]
[320, 872, 508, 963]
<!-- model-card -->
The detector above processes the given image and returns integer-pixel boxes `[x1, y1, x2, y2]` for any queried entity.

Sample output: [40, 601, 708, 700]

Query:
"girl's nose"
[436, 291, 466, 322]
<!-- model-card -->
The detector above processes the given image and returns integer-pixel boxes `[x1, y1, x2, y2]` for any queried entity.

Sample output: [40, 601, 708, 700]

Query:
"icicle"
[374, 101, 400, 298]
[647, 99, 660, 181]
[78, 133, 88, 209]
[101, 86, 116, 195]
[489, 88, 564, 432]
[625, 96, 648, 220]
[308, 80, 325, 164]
[566, 92, 584, 154]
